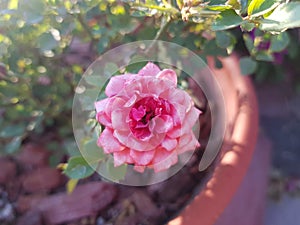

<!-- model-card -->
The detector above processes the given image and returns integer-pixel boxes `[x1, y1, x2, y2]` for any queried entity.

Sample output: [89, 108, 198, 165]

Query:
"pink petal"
[138, 62, 160, 77]
[156, 69, 177, 86]
[177, 131, 200, 154]
[146, 79, 172, 97]
[134, 165, 145, 173]
[131, 105, 146, 121]
[96, 111, 111, 127]
[109, 97, 126, 114]
[124, 94, 137, 107]
[168, 103, 186, 126]
[152, 148, 178, 172]
[105, 75, 128, 97]
[122, 78, 143, 98]
[166, 126, 182, 139]
[114, 130, 164, 151]
[98, 128, 125, 154]
[95, 98, 109, 113]
[161, 137, 177, 151]
[111, 108, 130, 132]
[181, 106, 201, 134]
[130, 149, 155, 166]
[168, 89, 192, 110]
[113, 148, 133, 167]
[149, 115, 173, 134]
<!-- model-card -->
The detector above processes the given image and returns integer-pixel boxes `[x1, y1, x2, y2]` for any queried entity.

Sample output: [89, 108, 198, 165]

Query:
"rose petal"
[146, 79, 171, 97]
[131, 105, 146, 121]
[177, 131, 200, 154]
[138, 62, 160, 77]
[113, 148, 133, 167]
[95, 98, 109, 113]
[124, 94, 137, 107]
[181, 106, 201, 133]
[106, 97, 127, 117]
[122, 78, 143, 98]
[156, 69, 177, 85]
[166, 126, 182, 139]
[96, 111, 111, 127]
[164, 103, 186, 133]
[105, 75, 128, 97]
[111, 109, 131, 132]
[149, 115, 173, 134]
[114, 130, 164, 151]
[168, 89, 192, 111]
[134, 165, 145, 173]
[152, 148, 178, 172]
[161, 137, 177, 151]
[130, 149, 155, 166]
[98, 128, 125, 154]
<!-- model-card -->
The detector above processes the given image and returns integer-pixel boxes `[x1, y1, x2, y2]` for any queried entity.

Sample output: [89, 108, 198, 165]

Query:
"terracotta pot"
[169, 55, 263, 225]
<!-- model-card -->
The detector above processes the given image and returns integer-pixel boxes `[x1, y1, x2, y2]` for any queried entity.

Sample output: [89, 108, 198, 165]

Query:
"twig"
[76, 13, 98, 47]
[131, 2, 180, 16]
[145, 16, 172, 53]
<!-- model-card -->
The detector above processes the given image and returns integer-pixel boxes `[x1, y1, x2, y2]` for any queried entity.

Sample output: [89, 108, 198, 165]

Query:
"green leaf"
[97, 36, 109, 54]
[4, 136, 22, 154]
[240, 21, 255, 32]
[203, 39, 228, 56]
[104, 63, 119, 77]
[214, 57, 223, 69]
[106, 158, 127, 182]
[255, 51, 274, 61]
[63, 139, 80, 157]
[240, 57, 257, 75]
[0, 125, 25, 138]
[240, 0, 249, 14]
[211, 9, 244, 31]
[243, 33, 255, 53]
[82, 138, 105, 163]
[130, 10, 147, 17]
[260, 2, 300, 32]
[248, 0, 280, 17]
[216, 31, 235, 48]
[64, 156, 95, 179]
[270, 32, 289, 52]
[206, 5, 232, 11]
[18, 0, 45, 24]
[126, 55, 148, 73]
[38, 33, 58, 52]
[226, 0, 241, 10]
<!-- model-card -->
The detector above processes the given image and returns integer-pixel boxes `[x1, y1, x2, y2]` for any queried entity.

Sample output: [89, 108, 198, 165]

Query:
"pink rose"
[95, 62, 201, 172]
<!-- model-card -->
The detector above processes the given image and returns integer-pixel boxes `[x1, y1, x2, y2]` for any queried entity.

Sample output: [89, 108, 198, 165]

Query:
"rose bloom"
[95, 62, 201, 172]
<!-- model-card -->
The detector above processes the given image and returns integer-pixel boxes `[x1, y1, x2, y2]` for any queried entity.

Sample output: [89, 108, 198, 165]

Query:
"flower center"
[129, 97, 171, 140]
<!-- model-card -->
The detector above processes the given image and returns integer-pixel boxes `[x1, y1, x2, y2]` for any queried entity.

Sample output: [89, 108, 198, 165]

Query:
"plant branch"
[145, 16, 172, 53]
[76, 13, 97, 44]
[131, 2, 180, 16]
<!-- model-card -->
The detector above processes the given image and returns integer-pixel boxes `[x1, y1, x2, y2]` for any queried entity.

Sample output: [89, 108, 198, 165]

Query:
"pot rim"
[169, 55, 259, 225]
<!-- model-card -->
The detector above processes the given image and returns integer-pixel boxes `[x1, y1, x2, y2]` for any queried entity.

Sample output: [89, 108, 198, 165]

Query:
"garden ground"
[256, 80, 300, 225]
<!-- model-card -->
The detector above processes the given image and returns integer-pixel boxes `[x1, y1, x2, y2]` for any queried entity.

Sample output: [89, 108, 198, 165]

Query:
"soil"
[0, 144, 210, 225]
